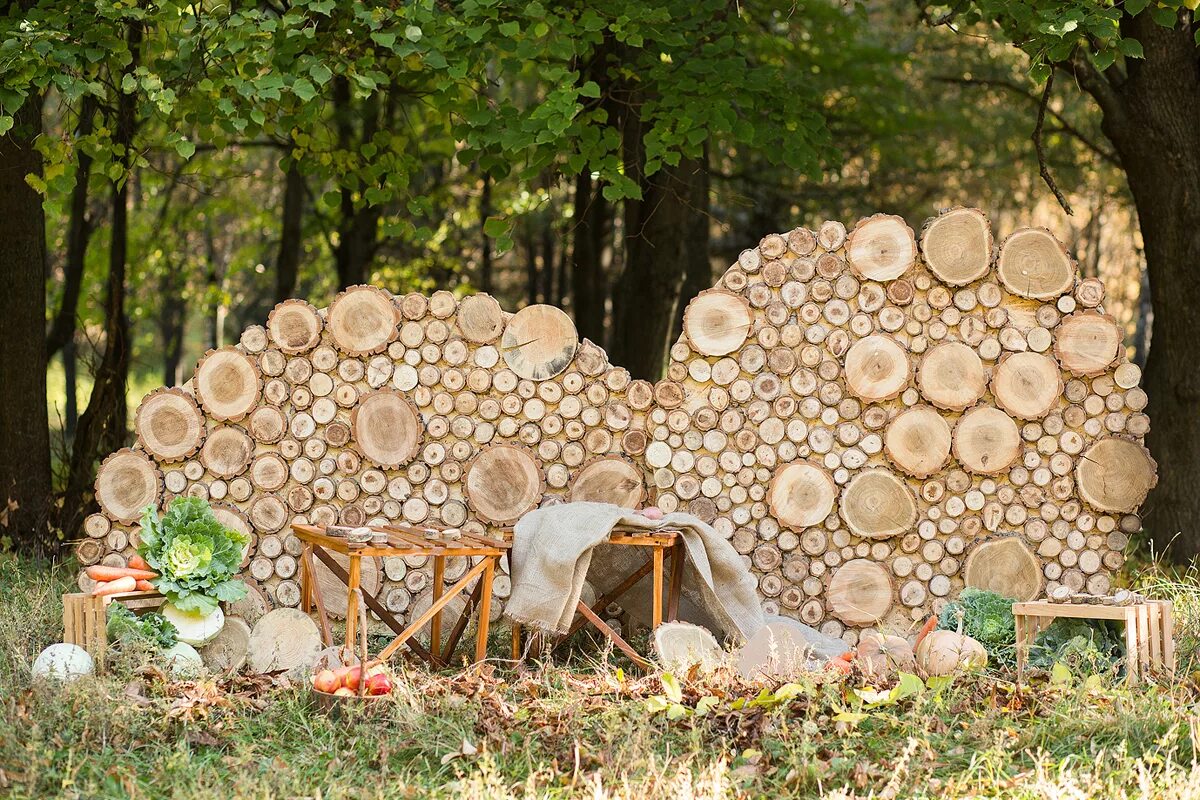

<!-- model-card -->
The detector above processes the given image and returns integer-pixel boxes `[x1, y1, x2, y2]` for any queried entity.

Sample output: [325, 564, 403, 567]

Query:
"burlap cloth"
[504, 502, 763, 642]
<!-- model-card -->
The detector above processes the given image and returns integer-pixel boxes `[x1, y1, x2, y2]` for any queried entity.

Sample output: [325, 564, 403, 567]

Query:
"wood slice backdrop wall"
[80, 207, 1156, 648]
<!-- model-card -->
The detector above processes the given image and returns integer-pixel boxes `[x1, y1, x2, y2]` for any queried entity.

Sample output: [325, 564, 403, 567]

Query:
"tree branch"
[1033, 72, 1073, 215]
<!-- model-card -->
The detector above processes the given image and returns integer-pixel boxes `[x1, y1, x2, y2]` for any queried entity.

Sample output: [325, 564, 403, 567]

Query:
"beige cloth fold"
[504, 502, 763, 642]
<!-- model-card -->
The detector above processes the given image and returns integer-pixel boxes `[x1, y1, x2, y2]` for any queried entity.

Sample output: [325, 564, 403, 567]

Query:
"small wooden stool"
[293, 523, 510, 667]
[510, 527, 686, 669]
[1014, 599, 1175, 684]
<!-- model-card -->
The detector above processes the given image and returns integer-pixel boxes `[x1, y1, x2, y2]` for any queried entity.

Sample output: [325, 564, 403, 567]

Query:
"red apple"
[312, 669, 339, 694]
[365, 672, 393, 696]
[343, 665, 363, 691]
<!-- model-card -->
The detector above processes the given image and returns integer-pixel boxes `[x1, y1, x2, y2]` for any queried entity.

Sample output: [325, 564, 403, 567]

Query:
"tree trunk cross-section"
[267, 299, 324, 355]
[996, 228, 1075, 300]
[885, 406, 952, 478]
[827, 559, 894, 625]
[568, 455, 646, 508]
[991, 352, 1063, 420]
[94, 448, 161, 524]
[768, 462, 836, 530]
[919, 207, 993, 286]
[501, 304, 578, 381]
[682, 290, 753, 356]
[134, 388, 205, 462]
[963, 537, 1042, 602]
[351, 390, 422, 469]
[465, 444, 545, 524]
[917, 342, 986, 411]
[327, 285, 399, 356]
[846, 214, 917, 281]
[1076, 438, 1157, 513]
[839, 468, 918, 540]
[845, 335, 910, 402]
[1054, 311, 1122, 376]
[194, 348, 261, 423]
[952, 406, 1020, 475]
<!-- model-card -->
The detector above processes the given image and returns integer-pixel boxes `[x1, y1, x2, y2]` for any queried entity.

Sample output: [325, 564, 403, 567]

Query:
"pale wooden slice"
[884, 405, 952, 478]
[457, 293, 505, 343]
[249, 494, 288, 533]
[250, 452, 289, 491]
[327, 285, 399, 356]
[199, 615, 252, 672]
[964, 537, 1042, 601]
[839, 468, 918, 540]
[94, 448, 161, 524]
[224, 578, 270, 624]
[844, 335, 910, 402]
[194, 347, 261, 422]
[682, 289, 753, 356]
[996, 228, 1075, 300]
[991, 352, 1062, 420]
[953, 406, 1020, 474]
[267, 299, 323, 354]
[827, 559, 893, 626]
[247, 405, 286, 443]
[846, 214, 916, 281]
[920, 207, 992, 286]
[767, 462, 836, 530]
[247, 609, 322, 674]
[501, 304, 578, 381]
[312, 552, 382, 618]
[653, 622, 725, 673]
[567, 455, 646, 508]
[1076, 437, 1158, 513]
[199, 425, 254, 479]
[1054, 311, 1122, 376]
[351, 389, 423, 468]
[134, 388, 205, 461]
[464, 444, 544, 524]
[917, 341, 986, 411]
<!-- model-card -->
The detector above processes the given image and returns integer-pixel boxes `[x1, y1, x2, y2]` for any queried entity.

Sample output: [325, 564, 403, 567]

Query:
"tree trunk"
[525, 223, 539, 306]
[0, 89, 53, 552]
[571, 168, 609, 342]
[63, 340, 78, 439]
[274, 154, 305, 303]
[160, 262, 187, 387]
[47, 96, 96, 358]
[479, 171, 493, 294]
[205, 225, 224, 349]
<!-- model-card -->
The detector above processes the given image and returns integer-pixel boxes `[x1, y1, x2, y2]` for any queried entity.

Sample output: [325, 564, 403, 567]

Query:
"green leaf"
[310, 64, 333, 86]
[1051, 661, 1074, 686]
[0, 116, 12, 136]
[483, 216, 507, 237]
[578, 80, 601, 98]
[661, 672, 683, 703]
[174, 139, 196, 159]
[292, 78, 317, 102]
[405, 25, 423, 42]
[1119, 38, 1144, 58]
[1124, 0, 1150, 14]
[372, 31, 396, 49]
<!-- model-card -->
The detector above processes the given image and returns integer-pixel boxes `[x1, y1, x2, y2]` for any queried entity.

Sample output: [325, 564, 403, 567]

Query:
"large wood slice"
[827, 559, 893, 625]
[839, 468, 917, 540]
[917, 342, 986, 411]
[884, 406, 952, 478]
[134, 388, 204, 461]
[313, 552, 382, 618]
[247, 609, 322, 673]
[200, 615, 252, 672]
[327, 285, 398, 356]
[200, 425, 254, 479]
[465, 444, 544, 524]
[1076, 437, 1158, 512]
[991, 352, 1062, 420]
[194, 347, 261, 422]
[250, 452, 289, 491]
[920, 207, 992, 286]
[845, 335, 910, 402]
[568, 455, 646, 508]
[248, 405, 286, 443]
[249, 494, 288, 533]
[996, 228, 1074, 300]
[501, 304, 578, 381]
[964, 537, 1042, 601]
[953, 406, 1020, 474]
[351, 389, 422, 468]
[1054, 312, 1122, 376]
[224, 577, 270, 624]
[267, 299, 323, 354]
[95, 448, 161, 524]
[457, 293, 505, 343]
[767, 462, 836, 530]
[846, 214, 916, 281]
[682, 290, 753, 356]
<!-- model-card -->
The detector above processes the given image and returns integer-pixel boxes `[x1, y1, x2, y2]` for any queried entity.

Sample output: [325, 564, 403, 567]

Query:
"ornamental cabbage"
[139, 497, 249, 616]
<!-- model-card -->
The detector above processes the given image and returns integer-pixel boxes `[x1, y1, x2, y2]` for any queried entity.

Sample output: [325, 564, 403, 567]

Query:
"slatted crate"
[62, 591, 166, 668]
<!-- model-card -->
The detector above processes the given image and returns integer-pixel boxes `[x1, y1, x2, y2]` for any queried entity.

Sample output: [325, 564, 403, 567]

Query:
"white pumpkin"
[162, 602, 225, 646]
[915, 630, 988, 677]
[160, 642, 205, 678]
[32, 643, 94, 681]
[856, 632, 915, 679]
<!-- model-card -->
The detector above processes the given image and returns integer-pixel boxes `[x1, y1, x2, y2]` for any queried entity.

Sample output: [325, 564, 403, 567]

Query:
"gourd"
[161, 642, 205, 677]
[162, 602, 225, 646]
[32, 643, 94, 681]
[856, 632, 915, 679]
[915, 629, 988, 677]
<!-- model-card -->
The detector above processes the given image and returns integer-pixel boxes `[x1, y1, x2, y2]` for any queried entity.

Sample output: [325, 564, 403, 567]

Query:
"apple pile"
[311, 661, 394, 697]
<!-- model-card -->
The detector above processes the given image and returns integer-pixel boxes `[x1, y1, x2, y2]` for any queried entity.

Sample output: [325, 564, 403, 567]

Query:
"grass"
[2, 555, 1199, 799]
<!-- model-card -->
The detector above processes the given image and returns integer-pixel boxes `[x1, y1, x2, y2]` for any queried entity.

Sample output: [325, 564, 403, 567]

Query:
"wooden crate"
[62, 591, 166, 667]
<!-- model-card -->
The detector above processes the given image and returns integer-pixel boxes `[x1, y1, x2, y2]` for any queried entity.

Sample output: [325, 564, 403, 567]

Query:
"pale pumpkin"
[915, 630, 988, 677]
[856, 632, 916, 679]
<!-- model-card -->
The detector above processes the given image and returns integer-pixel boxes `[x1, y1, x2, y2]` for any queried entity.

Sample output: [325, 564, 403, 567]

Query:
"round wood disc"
[134, 388, 205, 461]
[94, 448, 161, 524]
[568, 456, 646, 508]
[953, 406, 1020, 474]
[839, 468, 917, 540]
[501, 304, 578, 381]
[917, 342, 986, 411]
[884, 406, 952, 478]
[997, 228, 1074, 300]
[1054, 312, 1122, 376]
[964, 537, 1042, 601]
[827, 559, 893, 626]
[267, 299, 323, 354]
[224, 577, 270, 624]
[248, 405, 287, 443]
[991, 352, 1062, 420]
[250, 452, 289, 491]
[845, 335, 910, 402]
[920, 207, 992, 286]
[194, 347, 261, 422]
[464, 444, 544, 524]
[457, 293, 505, 343]
[846, 214, 916, 281]
[312, 552, 382, 618]
[767, 462, 836, 530]
[200, 425, 255, 479]
[249, 494, 288, 533]
[351, 390, 422, 468]
[327, 285, 399, 356]
[1076, 437, 1158, 513]
[682, 290, 753, 356]
[247, 609, 322, 673]
[200, 615, 252, 672]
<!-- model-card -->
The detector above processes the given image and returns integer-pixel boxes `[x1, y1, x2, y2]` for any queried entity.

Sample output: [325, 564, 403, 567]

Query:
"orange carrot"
[835, 650, 855, 662]
[127, 554, 152, 571]
[135, 579, 156, 592]
[915, 615, 939, 648]
[92, 576, 137, 596]
[86, 565, 157, 582]
[830, 657, 854, 675]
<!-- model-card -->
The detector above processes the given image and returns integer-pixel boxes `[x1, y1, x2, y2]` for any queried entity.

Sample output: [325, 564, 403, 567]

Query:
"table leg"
[300, 544, 312, 614]
[431, 555, 445, 662]
[511, 622, 522, 661]
[475, 557, 495, 663]
[1124, 607, 1139, 684]
[345, 554, 362, 655]
[667, 540, 685, 622]
[302, 546, 333, 646]
[652, 546, 664, 629]
[1014, 613, 1025, 684]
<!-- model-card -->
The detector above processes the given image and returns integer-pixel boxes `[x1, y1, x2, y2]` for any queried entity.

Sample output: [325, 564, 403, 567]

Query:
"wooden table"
[511, 527, 686, 669]
[292, 523, 510, 667]
[1014, 599, 1175, 684]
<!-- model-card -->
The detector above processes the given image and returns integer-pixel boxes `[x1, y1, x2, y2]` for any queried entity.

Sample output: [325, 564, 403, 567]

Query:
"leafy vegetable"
[937, 588, 1018, 669]
[106, 603, 178, 650]
[139, 497, 249, 616]
[1030, 618, 1124, 676]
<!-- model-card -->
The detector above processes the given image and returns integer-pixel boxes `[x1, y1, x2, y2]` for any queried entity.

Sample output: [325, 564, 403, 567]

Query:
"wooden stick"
[301, 546, 333, 647]
[345, 555, 362, 654]
[559, 558, 656, 641]
[376, 559, 491, 663]
[667, 541, 685, 622]
[1124, 607, 1139, 684]
[476, 557, 495, 663]
[574, 601, 650, 670]
[652, 546, 665, 629]
[443, 577, 484, 663]
[431, 555, 445, 661]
